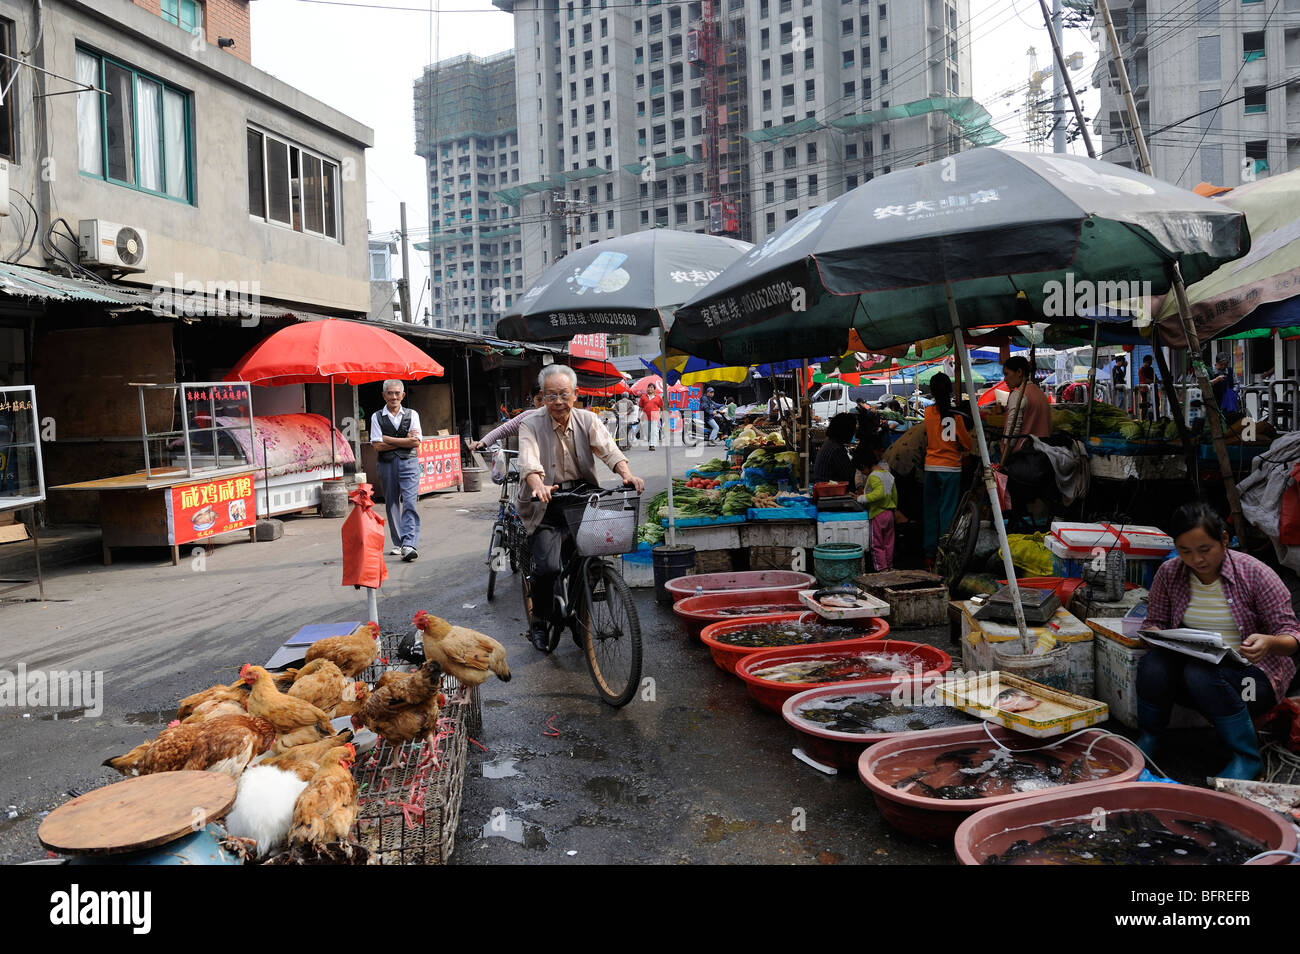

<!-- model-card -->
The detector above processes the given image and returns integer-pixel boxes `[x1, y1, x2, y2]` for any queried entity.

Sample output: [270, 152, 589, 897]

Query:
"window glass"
[104, 62, 135, 184]
[266, 136, 291, 224]
[76, 51, 102, 176]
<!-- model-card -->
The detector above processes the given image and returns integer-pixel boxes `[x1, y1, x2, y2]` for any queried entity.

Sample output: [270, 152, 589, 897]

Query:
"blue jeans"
[923, 469, 962, 556]
[1136, 648, 1276, 721]
[707, 417, 720, 441]
[376, 454, 421, 549]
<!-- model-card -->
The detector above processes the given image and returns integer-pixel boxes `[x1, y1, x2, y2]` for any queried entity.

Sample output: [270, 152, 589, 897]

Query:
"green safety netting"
[414, 224, 519, 252]
[741, 116, 824, 143]
[494, 167, 611, 205]
[830, 96, 1006, 147]
[623, 153, 703, 175]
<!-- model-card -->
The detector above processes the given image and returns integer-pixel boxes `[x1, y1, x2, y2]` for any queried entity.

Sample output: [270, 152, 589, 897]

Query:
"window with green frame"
[75, 48, 193, 202]
[161, 0, 203, 34]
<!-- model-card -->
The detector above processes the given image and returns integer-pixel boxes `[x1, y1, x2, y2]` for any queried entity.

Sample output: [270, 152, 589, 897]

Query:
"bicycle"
[521, 484, 643, 707]
[485, 446, 526, 603]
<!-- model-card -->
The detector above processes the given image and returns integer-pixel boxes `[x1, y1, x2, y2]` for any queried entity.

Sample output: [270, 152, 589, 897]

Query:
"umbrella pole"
[1169, 263, 1250, 545]
[1151, 324, 1198, 479]
[1084, 322, 1100, 443]
[659, 325, 677, 547]
[946, 282, 1031, 645]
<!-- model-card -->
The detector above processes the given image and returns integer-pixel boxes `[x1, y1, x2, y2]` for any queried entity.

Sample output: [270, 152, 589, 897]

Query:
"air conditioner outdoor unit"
[78, 219, 148, 273]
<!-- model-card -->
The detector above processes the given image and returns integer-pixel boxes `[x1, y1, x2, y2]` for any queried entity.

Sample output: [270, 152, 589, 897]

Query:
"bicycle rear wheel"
[937, 491, 982, 590]
[577, 560, 642, 707]
[486, 523, 505, 602]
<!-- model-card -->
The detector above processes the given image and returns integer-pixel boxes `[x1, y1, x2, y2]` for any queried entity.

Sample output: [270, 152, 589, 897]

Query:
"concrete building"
[1091, 0, 1300, 188]
[491, 0, 986, 356]
[0, 0, 373, 520]
[414, 52, 523, 336]
[369, 239, 400, 321]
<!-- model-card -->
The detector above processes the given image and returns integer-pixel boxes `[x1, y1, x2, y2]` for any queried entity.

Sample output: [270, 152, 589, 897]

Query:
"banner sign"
[417, 435, 462, 493]
[166, 472, 256, 545]
[569, 333, 608, 361]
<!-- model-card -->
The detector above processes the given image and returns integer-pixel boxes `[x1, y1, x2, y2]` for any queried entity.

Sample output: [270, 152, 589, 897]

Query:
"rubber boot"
[1135, 700, 1167, 761]
[1211, 709, 1263, 781]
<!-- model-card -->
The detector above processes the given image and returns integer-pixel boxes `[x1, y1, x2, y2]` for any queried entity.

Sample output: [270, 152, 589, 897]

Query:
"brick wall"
[130, 0, 252, 63]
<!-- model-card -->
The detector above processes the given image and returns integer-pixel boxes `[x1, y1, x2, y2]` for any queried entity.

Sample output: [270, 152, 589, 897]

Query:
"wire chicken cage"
[350, 631, 481, 864]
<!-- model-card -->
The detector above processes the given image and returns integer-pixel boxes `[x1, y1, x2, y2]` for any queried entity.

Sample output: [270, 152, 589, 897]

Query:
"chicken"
[241, 664, 334, 737]
[329, 682, 370, 720]
[181, 698, 247, 724]
[354, 660, 444, 747]
[103, 715, 276, 777]
[288, 745, 358, 848]
[225, 765, 310, 858]
[175, 682, 248, 722]
[287, 659, 348, 712]
[412, 612, 510, 687]
[258, 730, 355, 782]
[304, 621, 381, 678]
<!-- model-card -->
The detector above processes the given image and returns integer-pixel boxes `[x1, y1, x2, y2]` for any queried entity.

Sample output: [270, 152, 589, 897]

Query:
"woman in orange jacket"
[923, 372, 972, 563]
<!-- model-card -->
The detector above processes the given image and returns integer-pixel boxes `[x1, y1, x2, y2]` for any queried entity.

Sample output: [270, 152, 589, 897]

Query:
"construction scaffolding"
[413, 51, 517, 159]
[691, 0, 748, 238]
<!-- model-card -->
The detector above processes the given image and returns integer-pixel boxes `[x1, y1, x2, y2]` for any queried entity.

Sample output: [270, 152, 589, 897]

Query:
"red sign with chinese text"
[569, 333, 608, 361]
[417, 436, 463, 493]
[166, 472, 257, 545]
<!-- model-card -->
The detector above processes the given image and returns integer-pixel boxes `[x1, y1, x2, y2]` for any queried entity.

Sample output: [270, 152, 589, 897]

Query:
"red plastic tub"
[858, 724, 1144, 841]
[672, 590, 806, 642]
[733, 638, 941, 713]
[781, 676, 980, 770]
[954, 782, 1297, 865]
[700, 614, 890, 675]
[663, 570, 816, 605]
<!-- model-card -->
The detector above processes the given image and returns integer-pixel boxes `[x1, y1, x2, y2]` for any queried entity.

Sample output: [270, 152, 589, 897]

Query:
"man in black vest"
[370, 379, 422, 561]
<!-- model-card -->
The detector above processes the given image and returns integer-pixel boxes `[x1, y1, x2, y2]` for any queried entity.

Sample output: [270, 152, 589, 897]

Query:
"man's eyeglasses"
[543, 391, 574, 402]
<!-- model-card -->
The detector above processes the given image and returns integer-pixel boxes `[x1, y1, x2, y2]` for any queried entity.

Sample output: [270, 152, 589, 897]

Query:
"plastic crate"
[817, 510, 869, 522]
[660, 513, 746, 528]
[749, 503, 817, 521]
[816, 517, 871, 549]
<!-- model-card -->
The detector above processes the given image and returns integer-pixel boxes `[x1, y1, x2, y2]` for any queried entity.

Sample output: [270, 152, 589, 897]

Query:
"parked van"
[809, 383, 887, 422]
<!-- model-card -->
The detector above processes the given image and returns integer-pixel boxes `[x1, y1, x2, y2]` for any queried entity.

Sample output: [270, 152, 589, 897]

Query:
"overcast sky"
[252, 0, 1101, 319]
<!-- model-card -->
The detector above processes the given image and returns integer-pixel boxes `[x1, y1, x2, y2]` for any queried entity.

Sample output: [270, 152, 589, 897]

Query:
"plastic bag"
[991, 464, 1012, 511]
[341, 483, 388, 589]
[490, 447, 508, 485]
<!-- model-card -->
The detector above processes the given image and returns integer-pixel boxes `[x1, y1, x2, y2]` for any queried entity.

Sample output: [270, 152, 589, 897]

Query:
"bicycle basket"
[559, 491, 641, 557]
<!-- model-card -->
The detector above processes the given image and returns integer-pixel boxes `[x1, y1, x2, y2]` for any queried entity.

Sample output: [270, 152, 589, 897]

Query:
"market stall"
[54, 382, 259, 566]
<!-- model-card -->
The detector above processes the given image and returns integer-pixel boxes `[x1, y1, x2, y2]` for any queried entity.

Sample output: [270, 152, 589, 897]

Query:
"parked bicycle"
[521, 484, 643, 707]
[485, 446, 526, 603]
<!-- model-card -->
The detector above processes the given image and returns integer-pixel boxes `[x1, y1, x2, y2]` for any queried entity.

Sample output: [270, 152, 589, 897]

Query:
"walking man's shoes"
[529, 623, 551, 652]
[402, 546, 419, 562]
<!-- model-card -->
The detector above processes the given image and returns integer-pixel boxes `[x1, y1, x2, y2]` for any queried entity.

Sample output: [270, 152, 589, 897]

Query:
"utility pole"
[397, 201, 412, 323]
[1051, 0, 1066, 153]
[552, 191, 589, 257]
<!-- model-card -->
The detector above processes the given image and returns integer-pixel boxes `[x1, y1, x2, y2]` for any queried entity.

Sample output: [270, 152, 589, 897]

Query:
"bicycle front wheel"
[937, 492, 982, 590]
[486, 524, 505, 602]
[578, 560, 642, 707]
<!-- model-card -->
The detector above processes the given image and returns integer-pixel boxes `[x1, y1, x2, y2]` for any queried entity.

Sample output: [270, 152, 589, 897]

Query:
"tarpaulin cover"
[341, 484, 388, 589]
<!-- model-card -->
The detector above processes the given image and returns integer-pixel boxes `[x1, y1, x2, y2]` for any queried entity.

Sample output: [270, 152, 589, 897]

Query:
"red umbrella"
[629, 374, 685, 397]
[226, 318, 442, 385]
[226, 318, 443, 473]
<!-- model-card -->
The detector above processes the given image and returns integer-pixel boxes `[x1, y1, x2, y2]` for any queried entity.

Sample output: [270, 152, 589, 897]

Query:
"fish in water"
[750, 653, 915, 684]
[985, 811, 1267, 865]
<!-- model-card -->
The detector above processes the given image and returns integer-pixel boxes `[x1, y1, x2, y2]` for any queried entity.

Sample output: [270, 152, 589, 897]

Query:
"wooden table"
[55, 467, 257, 566]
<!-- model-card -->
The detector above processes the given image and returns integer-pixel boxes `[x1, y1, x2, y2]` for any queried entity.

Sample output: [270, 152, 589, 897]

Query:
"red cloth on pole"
[342, 484, 388, 589]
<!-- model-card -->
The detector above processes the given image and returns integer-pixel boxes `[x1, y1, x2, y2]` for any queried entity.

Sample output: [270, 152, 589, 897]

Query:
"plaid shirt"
[1146, 551, 1300, 701]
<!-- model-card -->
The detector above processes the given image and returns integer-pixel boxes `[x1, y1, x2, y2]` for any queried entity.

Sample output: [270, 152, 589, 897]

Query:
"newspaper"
[1139, 627, 1249, 666]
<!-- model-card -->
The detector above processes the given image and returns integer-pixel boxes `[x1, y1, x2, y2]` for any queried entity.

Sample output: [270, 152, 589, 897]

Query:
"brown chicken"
[287, 659, 349, 712]
[303, 621, 380, 678]
[241, 664, 334, 737]
[288, 745, 358, 848]
[181, 698, 247, 724]
[354, 660, 444, 746]
[175, 669, 297, 720]
[413, 612, 510, 687]
[260, 730, 355, 782]
[103, 714, 277, 777]
[330, 682, 370, 720]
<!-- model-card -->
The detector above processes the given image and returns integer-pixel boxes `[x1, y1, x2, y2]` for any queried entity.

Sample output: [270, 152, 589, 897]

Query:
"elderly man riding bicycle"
[518, 364, 645, 652]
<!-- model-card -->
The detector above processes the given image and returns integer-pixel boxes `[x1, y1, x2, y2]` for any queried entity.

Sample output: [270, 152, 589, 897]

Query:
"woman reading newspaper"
[1136, 502, 1300, 780]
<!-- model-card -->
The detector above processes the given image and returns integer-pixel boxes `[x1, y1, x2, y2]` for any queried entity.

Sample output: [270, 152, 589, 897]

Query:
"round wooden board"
[38, 772, 237, 856]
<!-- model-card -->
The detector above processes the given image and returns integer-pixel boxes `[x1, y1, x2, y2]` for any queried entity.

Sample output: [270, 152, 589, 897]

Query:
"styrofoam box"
[816, 517, 871, 549]
[621, 551, 656, 588]
[1108, 524, 1174, 557]
[1049, 521, 1119, 556]
[1092, 629, 1209, 730]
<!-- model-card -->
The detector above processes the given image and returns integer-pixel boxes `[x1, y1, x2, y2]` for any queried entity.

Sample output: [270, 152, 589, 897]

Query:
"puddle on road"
[35, 708, 88, 721]
[482, 757, 521, 779]
[567, 742, 607, 761]
[702, 813, 761, 844]
[480, 814, 549, 850]
[0, 806, 41, 834]
[484, 699, 508, 709]
[584, 775, 651, 807]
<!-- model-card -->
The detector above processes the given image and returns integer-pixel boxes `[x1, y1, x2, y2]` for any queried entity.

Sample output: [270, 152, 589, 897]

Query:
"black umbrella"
[669, 148, 1250, 641]
[496, 229, 752, 341]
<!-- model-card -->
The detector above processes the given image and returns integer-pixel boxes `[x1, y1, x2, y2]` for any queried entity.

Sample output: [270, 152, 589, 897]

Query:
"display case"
[0, 385, 45, 513]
